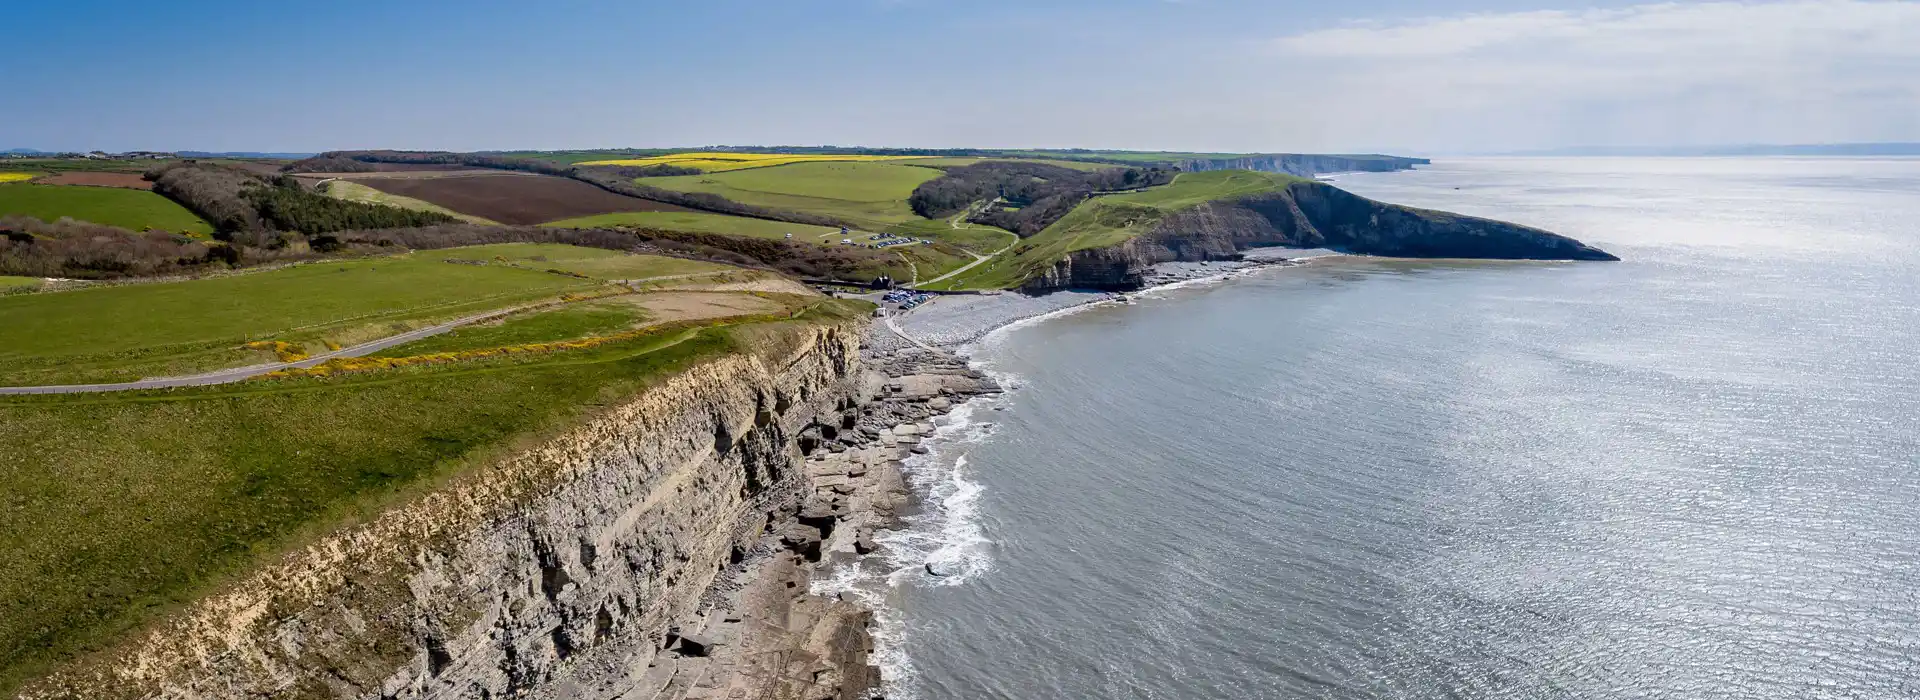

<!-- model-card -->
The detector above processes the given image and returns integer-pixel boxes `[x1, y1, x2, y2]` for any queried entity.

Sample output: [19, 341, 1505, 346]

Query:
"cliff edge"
[1023, 180, 1615, 291]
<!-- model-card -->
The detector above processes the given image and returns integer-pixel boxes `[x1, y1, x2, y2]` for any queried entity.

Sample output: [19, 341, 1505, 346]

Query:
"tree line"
[146, 163, 454, 246]
[0, 215, 310, 279]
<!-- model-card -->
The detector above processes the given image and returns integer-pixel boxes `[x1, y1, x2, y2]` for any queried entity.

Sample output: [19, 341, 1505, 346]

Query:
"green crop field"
[542, 210, 844, 241]
[0, 244, 724, 386]
[935, 170, 1305, 290]
[0, 184, 212, 234]
[0, 296, 869, 694]
[323, 180, 498, 225]
[642, 161, 942, 229]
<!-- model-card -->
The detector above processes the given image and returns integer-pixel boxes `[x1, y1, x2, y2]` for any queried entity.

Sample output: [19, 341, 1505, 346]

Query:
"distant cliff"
[1171, 154, 1429, 176]
[1023, 180, 1615, 291]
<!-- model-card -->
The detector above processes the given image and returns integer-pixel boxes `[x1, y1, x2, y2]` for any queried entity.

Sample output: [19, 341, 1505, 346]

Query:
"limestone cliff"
[1022, 181, 1616, 291]
[19, 322, 877, 700]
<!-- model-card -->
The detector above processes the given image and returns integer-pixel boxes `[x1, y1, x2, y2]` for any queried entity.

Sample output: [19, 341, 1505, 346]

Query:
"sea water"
[846, 157, 1920, 699]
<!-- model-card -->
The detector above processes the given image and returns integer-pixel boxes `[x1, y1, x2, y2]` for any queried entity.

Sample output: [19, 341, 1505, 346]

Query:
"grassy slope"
[641, 162, 941, 229]
[0, 244, 718, 386]
[542, 210, 843, 241]
[939, 170, 1306, 289]
[323, 179, 499, 225]
[633, 162, 1000, 280]
[0, 297, 869, 694]
[368, 303, 644, 356]
[0, 183, 213, 234]
[435, 242, 735, 280]
[0, 276, 40, 291]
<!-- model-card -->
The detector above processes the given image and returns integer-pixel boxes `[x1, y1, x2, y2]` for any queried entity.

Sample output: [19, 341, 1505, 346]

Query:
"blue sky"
[5, 0, 1917, 153]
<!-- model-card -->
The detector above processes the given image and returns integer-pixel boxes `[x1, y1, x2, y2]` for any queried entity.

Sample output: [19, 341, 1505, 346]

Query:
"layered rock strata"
[20, 318, 999, 700]
[658, 341, 997, 700]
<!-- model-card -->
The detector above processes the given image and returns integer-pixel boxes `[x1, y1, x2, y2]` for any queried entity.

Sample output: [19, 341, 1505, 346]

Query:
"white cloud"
[1252, 1, 1920, 151]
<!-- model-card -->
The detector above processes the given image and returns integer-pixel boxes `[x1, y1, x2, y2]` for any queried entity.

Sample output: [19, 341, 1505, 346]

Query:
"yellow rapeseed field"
[0, 172, 38, 183]
[578, 152, 922, 172]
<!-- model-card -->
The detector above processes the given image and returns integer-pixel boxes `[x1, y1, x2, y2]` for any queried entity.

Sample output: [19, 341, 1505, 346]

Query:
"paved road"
[882, 308, 940, 353]
[920, 230, 1018, 287]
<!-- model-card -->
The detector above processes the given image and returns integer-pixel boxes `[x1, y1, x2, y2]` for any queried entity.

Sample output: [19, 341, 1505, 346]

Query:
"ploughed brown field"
[357, 173, 695, 225]
[36, 172, 153, 190]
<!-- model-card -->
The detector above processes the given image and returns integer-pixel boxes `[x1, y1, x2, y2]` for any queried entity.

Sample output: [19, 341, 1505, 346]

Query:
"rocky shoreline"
[657, 254, 1316, 699]
[646, 323, 999, 699]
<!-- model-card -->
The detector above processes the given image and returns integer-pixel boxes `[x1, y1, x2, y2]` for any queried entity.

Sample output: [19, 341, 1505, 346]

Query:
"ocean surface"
[827, 157, 1920, 699]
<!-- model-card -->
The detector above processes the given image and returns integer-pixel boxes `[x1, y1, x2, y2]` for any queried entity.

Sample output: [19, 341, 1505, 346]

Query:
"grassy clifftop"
[0, 244, 870, 693]
[929, 170, 1307, 290]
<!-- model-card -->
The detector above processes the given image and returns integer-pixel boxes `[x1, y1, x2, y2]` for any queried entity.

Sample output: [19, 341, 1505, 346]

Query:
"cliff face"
[21, 323, 876, 700]
[1022, 181, 1617, 292]
[1173, 154, 1429, 176]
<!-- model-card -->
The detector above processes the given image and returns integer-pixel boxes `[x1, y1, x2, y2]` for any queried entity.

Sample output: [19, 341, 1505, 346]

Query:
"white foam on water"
[810, 393, 1006, 699]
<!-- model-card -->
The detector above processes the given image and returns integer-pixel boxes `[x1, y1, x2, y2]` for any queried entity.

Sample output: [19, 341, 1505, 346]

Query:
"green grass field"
[369, 303, 643, 357]
[0, 276, 41, 292]
[0, 183, 212, 234]
[542, 210, 844, 240]
[1000, 149, 1252, 164]
[434, 243, 735, 280]
[0, 159, 161, 175]
[0, 296, 869, 694]
[323, 180, 498, 225]
[895, 156, 1119, 172]
[642, 161, 942, 229]
[492, 149, 680, 165]
[934, 170, 1305, 290]
[0, 244, 723, 386]
[541, 210, 980, 284]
